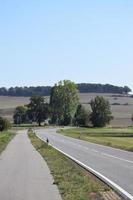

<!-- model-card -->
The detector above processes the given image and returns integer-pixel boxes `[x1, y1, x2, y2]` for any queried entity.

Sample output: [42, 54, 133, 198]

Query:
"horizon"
[0, 81, 132, 90]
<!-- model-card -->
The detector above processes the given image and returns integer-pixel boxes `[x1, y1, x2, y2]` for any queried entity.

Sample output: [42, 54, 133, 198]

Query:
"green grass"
[59, 128, 133, 151]
[29, 132, 110, 200]
[0, 131, 15, 154]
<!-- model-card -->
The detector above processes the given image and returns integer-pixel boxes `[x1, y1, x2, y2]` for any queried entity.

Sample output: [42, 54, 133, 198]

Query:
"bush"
[0, 117, 12, 131]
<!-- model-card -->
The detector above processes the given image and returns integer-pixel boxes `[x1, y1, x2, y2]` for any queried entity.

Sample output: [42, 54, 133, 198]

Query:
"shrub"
[0, 117, 12, 131]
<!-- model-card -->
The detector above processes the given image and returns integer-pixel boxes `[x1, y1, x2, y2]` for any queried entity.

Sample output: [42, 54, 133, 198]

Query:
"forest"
[0, 83, 131, 97]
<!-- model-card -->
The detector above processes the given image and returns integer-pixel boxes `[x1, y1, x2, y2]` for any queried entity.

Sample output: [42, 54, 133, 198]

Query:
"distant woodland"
[0, 83, 131, 97]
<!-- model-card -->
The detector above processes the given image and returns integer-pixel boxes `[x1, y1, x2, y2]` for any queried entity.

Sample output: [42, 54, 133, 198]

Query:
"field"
[80, 93, 133, 127]
[0, 96, 30, 121]
[59, 128, 133, 151]
[0, 93, 133, 127]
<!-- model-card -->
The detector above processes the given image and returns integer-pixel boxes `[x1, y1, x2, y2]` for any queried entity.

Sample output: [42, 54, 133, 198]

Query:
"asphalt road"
[36, 128, 133, 199]
[0, 130, 62, 200]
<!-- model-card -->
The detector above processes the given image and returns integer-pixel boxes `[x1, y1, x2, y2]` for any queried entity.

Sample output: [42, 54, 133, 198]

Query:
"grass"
[0, 131, 15, 154]
[59, 128, 133, 151]
[29, 132, 111, 200]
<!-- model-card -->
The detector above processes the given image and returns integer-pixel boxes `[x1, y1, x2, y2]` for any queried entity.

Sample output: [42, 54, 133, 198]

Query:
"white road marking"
[36, 133, 133, 200]
[101, 153, 133, 164]
[91, 149, 98, 153]
[57, 137, 133, 164]
[58, 137, 133, 164]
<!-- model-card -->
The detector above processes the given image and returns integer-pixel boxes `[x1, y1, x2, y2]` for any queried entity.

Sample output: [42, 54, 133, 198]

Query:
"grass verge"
[0, 131, 15, 154]
[29, 132, 112, 200]
[59, 128, 133, 152]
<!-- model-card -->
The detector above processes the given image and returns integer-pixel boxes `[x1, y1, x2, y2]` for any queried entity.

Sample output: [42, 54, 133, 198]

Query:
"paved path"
[0, 130, 62, 200]
[36, 128, 133, 199]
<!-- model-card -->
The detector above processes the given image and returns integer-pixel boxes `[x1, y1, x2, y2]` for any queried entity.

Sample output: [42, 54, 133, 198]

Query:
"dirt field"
[80, 93, 133, 127]
[0, 94, 132, 127]
[0, 96, 30, 121]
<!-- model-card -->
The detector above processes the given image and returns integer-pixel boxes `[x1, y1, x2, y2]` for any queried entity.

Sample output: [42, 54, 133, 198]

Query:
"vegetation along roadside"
[59, 128, 133, 152]
[0, 131, 15, 154]
[29, 131, 122, 200]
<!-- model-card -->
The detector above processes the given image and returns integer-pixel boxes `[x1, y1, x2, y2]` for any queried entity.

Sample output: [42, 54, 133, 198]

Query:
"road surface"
[36, 128, 133, 199]
[0, 130, 62, 200]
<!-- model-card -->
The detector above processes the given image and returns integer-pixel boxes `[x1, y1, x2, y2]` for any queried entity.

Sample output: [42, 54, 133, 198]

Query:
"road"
[36, 128, 133, 200]
[0, 130, 62, 200]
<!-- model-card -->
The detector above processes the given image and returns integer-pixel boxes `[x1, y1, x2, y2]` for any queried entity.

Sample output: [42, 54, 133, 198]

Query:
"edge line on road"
[36, 133, 133, 200]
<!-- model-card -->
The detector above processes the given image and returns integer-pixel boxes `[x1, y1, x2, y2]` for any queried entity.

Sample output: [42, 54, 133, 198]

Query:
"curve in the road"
[36, 128, 133, 200]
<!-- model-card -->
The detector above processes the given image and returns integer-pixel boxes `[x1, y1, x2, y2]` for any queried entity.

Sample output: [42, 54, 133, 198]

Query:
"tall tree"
[13, 106, 28, 124]
[90, 96, 113, 127]
[73, 104, 90, 127]
[50, 80, 79, 125]
[28, 96, 49, 126]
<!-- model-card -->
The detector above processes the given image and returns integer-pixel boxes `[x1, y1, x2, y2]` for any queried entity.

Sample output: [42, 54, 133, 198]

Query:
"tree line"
[0, 84, 131, 97]
[13, 80, 113, 128]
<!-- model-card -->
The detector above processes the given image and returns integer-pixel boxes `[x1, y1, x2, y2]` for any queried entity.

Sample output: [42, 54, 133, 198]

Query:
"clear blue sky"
[0, 0, 132, 89]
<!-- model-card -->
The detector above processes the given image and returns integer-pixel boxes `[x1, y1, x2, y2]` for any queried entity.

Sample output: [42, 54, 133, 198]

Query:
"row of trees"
[0, 84, 131, 97]
[13, 80, 113, 127]
[77, 84, 131, 94]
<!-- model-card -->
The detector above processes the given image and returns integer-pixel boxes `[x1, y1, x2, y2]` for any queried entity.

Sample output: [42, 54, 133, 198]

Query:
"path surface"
[0, 130, 62, 200]
[36, 128, 133, 199]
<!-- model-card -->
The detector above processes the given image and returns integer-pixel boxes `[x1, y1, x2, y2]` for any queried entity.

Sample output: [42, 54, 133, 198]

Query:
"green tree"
[13, 106, 28, 124]
[73, 104, 90, 127]
[28, 96, 49, 126]
[50, 80, 79, 125]
[0, 117, 12, 131]
[90, 96, 113, 127]
[123, 86, 131, 95]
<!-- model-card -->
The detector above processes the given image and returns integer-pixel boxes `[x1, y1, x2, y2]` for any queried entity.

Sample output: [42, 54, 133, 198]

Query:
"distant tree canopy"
[0, 84, 131, 97]
[77, 84, 132, 94]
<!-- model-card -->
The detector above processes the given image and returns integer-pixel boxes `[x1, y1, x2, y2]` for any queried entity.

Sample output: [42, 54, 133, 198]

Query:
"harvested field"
[0, 93, 132, 127]
[80, 93, 133, 127]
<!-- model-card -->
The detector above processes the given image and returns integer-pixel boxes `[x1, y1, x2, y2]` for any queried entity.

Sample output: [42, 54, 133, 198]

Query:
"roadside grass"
[0, 131, 15, 154]
[59, 128, 133, 151]
[29, 132, 111, 200]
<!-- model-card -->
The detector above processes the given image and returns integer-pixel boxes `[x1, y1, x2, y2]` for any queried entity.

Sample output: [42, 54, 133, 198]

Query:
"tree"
[0, 117, 12, 131]
[27, 96, 49, 126]
[123, 86, 131, 95]
[13, 106, 28, 124]
[90, 96, 113, 127]
[73, 104, 90, 127]
[50, 80, 79, 125]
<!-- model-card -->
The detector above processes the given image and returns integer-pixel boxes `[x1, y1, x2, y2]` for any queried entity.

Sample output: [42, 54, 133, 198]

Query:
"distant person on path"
[46, 138, 49, 145]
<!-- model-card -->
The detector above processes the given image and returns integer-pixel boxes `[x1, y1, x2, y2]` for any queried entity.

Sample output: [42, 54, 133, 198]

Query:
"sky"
[0, 0, 133, 90]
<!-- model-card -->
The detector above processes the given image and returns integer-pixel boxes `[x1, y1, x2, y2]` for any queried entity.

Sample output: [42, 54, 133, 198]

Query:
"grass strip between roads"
[59, 128, 133, 152]
[0, 131, 15, 154]
[29, 132, 112, 200]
